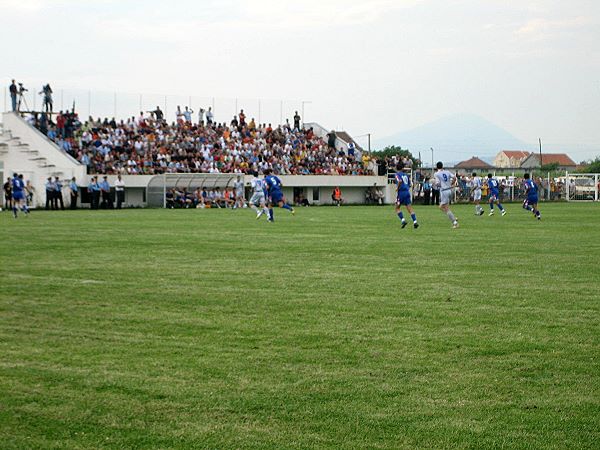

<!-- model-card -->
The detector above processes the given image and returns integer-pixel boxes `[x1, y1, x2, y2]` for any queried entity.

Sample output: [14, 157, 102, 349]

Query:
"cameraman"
[9, 80, 17, 111]
[39, 83, 53, 113]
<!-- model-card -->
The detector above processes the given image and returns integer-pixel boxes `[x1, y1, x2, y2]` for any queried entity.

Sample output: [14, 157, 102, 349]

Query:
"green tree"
[540, 162, 559, 172]
[577, 157, 600, 173]
[371, 146, 419, 166]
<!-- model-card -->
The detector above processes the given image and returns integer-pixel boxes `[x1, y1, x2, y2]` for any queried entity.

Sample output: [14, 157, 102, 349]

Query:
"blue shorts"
[270, 191, 283, 203]
[488, 193, 499, 202]
[396, 192, 411, 206]
[12, 191, 24, 201]
[526, 196, 538, 205]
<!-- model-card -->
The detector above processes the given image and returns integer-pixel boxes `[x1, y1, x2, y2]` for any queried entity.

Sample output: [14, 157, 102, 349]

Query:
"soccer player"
[11, 173, 29, 218]
[394, 164, 418, 229]
[264, 169, 294, 222]
[486, 173, 506, 216]
[249, 171, 269, 219]
[434, 162, 459, 229]
[470, 172, 484, 216]
[522, 173, 541, 220]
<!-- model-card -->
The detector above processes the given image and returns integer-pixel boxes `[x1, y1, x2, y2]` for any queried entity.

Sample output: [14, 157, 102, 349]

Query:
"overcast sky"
[2, 0, 599, 157]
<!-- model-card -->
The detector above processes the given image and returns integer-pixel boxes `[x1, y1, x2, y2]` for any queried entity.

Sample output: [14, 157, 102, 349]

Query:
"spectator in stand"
[206, 107, 214, 124]
[198, 108, 205, 125]
[327, 130, 336, 149]
[9, 80, 18, 111]
[238, 109, 246, 127]
[40, 83, 53, 113]
[55, 177, 65, 210]
[183, 106, 193, 123]
[293, 111, 301, 130]
[69, 177, 78, 209]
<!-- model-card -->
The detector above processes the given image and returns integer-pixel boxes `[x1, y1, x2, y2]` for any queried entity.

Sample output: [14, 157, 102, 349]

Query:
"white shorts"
[473, 189, 482, 201]
[250, 192, 265, 206]
[440, 189, 452, 205]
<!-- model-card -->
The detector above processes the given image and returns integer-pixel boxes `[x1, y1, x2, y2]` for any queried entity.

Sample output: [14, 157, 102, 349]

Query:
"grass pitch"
[1, 203, 599, 449]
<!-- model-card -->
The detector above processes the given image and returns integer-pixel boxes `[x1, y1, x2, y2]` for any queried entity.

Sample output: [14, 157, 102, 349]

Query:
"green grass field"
[1, 203, 599, 449]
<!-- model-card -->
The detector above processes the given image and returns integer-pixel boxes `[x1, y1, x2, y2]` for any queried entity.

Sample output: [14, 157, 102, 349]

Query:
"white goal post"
[565, 172, 599, 202]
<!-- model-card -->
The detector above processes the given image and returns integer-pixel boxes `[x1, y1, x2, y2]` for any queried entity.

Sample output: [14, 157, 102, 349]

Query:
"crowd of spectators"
[30, 107, 371, 177]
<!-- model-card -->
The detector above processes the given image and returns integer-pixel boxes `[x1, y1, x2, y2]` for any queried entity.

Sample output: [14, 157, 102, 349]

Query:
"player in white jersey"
[248, 171, 269, 219]
[434, 162, 459, 229]
[470, 172, 484, 216]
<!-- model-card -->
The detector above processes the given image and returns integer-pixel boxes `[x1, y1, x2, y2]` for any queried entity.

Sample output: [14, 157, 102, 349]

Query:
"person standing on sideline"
[54, 177, 65, 210]
[9, 80, 18, 112]
[115, 175, 125, 209]
[394, 164, 419, 229]
[332, 186, 343, 207]
[45, 177, 56, 210]
[69, 177, 78, 209]
[233, 175, 245, 209]
[25, 180, 34, 207]
[422, 177, 431, 205]
[3, 177, 13, 211]
[470, 172, 484, 216]
[434, 162, 459, 229]
[88, 176, 100, 209]
[100, 176, 113, 209]
[486, 173, 506, 216]
[522, 173, 541, 220]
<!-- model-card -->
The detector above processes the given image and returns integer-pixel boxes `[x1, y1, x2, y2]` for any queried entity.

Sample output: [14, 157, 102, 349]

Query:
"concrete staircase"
[0, 112, 87, 207]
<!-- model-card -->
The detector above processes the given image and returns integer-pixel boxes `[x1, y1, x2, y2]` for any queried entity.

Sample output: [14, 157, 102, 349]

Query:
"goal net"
[565, 173, 599, 201]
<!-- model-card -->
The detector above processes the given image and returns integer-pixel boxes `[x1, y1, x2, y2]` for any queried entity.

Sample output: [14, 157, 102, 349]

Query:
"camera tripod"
[17, 89, 30, 112]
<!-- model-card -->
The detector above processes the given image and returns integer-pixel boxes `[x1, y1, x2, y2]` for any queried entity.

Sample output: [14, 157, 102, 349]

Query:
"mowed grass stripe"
[1, 203, 599, 449]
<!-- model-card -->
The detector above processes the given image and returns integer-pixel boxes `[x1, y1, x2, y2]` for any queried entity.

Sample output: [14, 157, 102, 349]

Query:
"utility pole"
[431, 147, 434, 175]
[539, 138, 543, 171]
[367, 133, 371, 153]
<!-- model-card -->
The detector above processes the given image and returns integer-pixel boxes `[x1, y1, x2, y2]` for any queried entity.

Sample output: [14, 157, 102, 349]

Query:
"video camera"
[18, 82, 28, 93]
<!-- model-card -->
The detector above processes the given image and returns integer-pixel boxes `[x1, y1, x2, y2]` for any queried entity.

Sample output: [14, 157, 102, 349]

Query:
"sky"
[2, 0, 599, 159]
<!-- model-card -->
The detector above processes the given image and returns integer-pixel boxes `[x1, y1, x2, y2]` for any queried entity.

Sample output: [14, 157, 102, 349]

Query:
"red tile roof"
[455, 157, 493, 169]
[540, 153, 576, 166]
[501, 150, 531, 159]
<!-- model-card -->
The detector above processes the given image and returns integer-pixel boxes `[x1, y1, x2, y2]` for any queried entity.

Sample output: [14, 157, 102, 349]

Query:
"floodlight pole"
[539, 138, 543, 171]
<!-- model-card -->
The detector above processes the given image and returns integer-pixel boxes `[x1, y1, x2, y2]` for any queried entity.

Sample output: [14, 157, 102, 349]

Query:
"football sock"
[498, 203, 504, 211]
[282, 203, 293, 211]
[410, 213, 417, 223]
[446, 210, 456, 222]
[269, 208, 274, 220]
[12, 206, 17, 217]
[397, 212, 404, 221]
[489, 203, 494, 210]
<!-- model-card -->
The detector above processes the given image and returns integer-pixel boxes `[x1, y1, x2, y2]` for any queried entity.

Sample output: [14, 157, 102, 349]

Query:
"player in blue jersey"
[522, 173, 541, 220]
[11, 173, 30, 218]
[263, 169, 295, 222]
[394, 163, 419, 229]
[486, 173, 506, 216]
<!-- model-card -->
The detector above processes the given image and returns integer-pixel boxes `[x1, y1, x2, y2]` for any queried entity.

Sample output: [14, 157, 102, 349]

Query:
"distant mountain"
[374, 113, 529, 165]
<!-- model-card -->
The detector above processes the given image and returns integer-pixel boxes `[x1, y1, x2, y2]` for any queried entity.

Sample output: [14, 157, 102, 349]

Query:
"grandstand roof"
[455, 156, 493, 169]
[335, 131, 364, 151]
